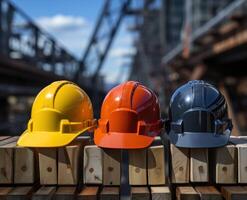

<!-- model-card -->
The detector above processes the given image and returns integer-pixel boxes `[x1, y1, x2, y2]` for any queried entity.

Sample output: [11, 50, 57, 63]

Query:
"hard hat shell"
[166, 80, 232, 148]
[17, 80, 96, 147]
[94, 81, 163, 149]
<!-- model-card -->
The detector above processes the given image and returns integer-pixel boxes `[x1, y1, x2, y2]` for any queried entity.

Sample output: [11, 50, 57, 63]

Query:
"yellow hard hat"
[17, 80, 96, 147]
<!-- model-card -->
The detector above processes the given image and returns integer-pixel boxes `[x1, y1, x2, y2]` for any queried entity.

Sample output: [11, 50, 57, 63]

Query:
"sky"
[11, 0, 135, 85]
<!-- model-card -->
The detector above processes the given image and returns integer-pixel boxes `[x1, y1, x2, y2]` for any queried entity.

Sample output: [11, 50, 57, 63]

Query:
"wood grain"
[77, 186, 99, 200]
[176, 186, 200, 200]
[14, 147, 35, 184]
[32, 186, 56, 200]
[129, 149, 147, 185]
[83, 145, 103, 184]
[214, 145, 237, 184]
[195, 186, 222, 200]
[38, 148, 57, 185]
[103, 149, 121, 186]
[58, 144, 81, 185]
[148, 145, 166, 185]
[221, 186, 247, 200]
[100, 187, 119, 200]
[54, 187, 76, 200]
[150, 186, 171, 200]
[170, 144, 189, 183]
[131, 187, 149, 200]
[190, 148, 208, 182]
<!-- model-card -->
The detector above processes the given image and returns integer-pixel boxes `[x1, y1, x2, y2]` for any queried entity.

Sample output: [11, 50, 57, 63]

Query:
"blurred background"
[0, 0, 246, 136]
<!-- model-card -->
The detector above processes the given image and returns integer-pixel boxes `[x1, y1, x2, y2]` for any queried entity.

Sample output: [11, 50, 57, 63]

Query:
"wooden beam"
[38, 148, 57, 185]
[150, 186, 171, 200]
[218, 21, 239, 35]
[103, 149, 121, 186]
[58, 137, 90, 185]
[221, 186, 247, 200]
[0, 137, 19, 184]
[100, 187, 119, 200]
[54, 187, 76, 200]
[214, 145, 237, 184]
[190, 148, 208, 182]
[213, 29, 247, 54]
[147, 145, 166, 185]
[0, 136, 11, 141]
[195, 186, 222, 200]
[0, 187, 12, 199]
[14, 147, 35, 184]
[230, 137, 247, 183]
[170, 144, 189, 183]
[5, 186, 33, 200]
[131, 187, 150, 200]
[58, 144, 81, 185]
[32, 186, 56, 200]
[0, 137, 18, 146]
[77, 186, 99, 200]
[0, 146, 14, 184]
[83, 145, 103, 184]
[189, 64, 207, 80]
[129, 149, 147, 185]
[176, 186, 200, 200]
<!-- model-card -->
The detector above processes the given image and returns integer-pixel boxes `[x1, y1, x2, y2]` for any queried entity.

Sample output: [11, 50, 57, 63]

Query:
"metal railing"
[0, 0, 79, 79]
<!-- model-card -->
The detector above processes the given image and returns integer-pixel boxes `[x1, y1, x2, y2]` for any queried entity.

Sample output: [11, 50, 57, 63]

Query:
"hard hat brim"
[168, 129, 231, 148]
[17, 126, 93, 147]
[94, 129, 154, 149]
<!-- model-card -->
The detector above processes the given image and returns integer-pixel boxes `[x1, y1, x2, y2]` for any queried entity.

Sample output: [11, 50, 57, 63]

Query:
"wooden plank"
[83, 145, 103, 184]
[147, 145, 166, 185]
[58, 137, 90, 185]
[131, 187, 149, 200]
[170, 144, 189, 183]
[190, 148, 208, 182]
[0, 187, 12, 199]
[77, 186, 99, 200]
[189, 64, 207, 80]
[0, 138, 19, 185]
[0, 136, 11, 141]
[103, 149, 121, 186]
[221, 186, 247, 200]
[100, 187, 119, 200]
[38, 148, 57, 185]
[0, 137, 18, 146]
[213, 29, 247, 55]
[129, 149, 147, 185]
[195, 186, 222, 200]
[32, 186, 56, 200]
[58, 144, 81, 185]
[214, 145, 237, 184]
[54, 187, 76, 200]
[150, 186, 171, 200]
[0, 147, 14, 184]
[230, 137, 247, 183]
[176, 186, 200, 200]
[14, 147, 35, 184]
[6, 187, 33, 200]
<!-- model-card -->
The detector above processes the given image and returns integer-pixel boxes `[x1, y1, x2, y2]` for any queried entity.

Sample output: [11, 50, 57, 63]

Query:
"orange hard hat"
[94, 81, 163, 149]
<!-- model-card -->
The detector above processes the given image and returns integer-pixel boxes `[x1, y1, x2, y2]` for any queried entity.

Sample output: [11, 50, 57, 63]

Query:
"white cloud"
[36, 14, 88, 32]
[35, 14, 92, 58]
[109, 46, 136, 58]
